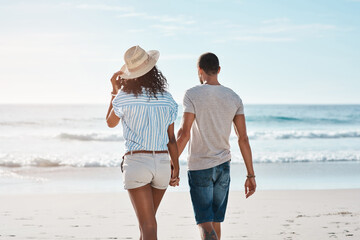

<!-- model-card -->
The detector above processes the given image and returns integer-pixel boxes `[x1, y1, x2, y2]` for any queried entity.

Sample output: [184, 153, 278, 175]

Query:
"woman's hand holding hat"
[110, 70, 123, 93]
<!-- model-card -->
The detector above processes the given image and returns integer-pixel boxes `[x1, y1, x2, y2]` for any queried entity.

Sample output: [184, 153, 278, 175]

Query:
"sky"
[0, 0, 359, 104]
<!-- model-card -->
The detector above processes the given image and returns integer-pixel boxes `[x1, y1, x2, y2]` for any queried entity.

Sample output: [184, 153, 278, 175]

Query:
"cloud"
[116, 11, 196, 36]
[161, 54, 198, 60]
[117, 12, 196, 25]
[117, 12, 145, 17]
[75, 4, 132, 12]
[235, 36, 294, 42]
[75, 3, 196, 26]
[128, 29, 146, 33]
[258, 23, 336, 34]
[213, 18, 337, 43]
[214, 36, 294, 43]
[262, 18, 291, 24]
[150, 24, 187, 36]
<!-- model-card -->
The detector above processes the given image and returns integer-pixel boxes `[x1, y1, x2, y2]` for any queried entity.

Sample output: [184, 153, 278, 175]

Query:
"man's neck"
[202, 76, 220, 85]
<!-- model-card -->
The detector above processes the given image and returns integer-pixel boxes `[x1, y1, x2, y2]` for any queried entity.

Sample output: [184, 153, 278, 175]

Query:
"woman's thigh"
[127, 184, 167, 224]
[128, 184, 156, 225]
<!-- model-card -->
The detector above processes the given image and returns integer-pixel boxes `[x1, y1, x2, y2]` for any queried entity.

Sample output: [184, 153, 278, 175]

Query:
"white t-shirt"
[183, 84, 244, 171]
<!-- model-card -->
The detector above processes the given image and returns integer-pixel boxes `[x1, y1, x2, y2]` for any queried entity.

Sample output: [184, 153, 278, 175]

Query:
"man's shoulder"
[215, 86, 242, 103]
[185, 85, 203, 94]
[219, 85, 239, 96]
[184, 84, 242, 101]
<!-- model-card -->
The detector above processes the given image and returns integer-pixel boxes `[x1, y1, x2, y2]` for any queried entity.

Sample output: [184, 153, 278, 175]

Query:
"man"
[176, 52, 256, 240]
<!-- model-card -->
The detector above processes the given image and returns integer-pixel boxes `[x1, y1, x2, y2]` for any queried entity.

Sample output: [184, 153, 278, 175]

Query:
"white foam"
[247, 130, 360, 140]
[1, 150, 359, 168]
[57, 133, 124, 142]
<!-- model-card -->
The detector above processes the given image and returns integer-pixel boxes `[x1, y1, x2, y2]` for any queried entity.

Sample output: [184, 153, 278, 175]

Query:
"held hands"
[110, 70, 123, 93]
[169, 162, 180, 187]
[245, 177, 256, 199]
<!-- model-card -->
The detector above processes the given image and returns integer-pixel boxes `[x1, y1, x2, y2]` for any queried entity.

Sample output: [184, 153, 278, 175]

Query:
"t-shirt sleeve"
[183, 91, 195, 114]
[112, 95, 124, 118]
[235, 96, 244, 115]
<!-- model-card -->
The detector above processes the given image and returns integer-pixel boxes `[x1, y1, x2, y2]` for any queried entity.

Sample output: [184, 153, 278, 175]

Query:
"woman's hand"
[169, 162, 180, 187]
[110, 70, 123, 93]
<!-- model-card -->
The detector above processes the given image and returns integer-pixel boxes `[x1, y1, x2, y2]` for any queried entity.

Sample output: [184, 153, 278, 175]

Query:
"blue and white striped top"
[112, 89, 178, 152]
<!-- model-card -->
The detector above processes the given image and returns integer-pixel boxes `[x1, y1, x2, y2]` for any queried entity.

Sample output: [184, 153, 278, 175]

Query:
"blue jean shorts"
[188, 161, 231, 224]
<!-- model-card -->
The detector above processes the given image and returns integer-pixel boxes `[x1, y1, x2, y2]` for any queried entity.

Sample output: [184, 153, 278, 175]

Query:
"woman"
[106, 46, 180, 240]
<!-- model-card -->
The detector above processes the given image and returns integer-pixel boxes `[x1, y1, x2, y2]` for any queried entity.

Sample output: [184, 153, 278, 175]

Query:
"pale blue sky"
[1, 0, 359, 104]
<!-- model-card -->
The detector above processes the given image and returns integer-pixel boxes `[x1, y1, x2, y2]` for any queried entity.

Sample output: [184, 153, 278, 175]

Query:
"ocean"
[1, 104, 360, 194]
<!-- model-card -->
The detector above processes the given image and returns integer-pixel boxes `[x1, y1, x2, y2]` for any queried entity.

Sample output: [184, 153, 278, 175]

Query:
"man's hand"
[110, 70, 123, 92]
[169, 162, 180, 187]
[245, 177, 256, 198]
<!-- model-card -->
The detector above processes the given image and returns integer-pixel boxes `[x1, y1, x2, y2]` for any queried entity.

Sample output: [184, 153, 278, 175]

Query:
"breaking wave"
[57, 133, 124, 142]
[247, 130, 360, 140]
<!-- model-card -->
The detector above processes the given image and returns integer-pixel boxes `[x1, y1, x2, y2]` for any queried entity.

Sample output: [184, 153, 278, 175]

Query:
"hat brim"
[119, 50, 160, 80]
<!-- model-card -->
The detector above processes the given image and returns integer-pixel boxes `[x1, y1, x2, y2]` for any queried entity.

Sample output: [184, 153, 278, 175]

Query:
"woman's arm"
[106, 71, 122, 128]
[167, 123, 180, 186]
[106, 103, 120, 128]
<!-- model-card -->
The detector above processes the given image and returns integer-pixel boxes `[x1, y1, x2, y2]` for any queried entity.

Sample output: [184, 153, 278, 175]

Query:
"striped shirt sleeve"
[170, 102, 178, 124]
[112, 94, 124, 118]
[167, 92, 178, 124]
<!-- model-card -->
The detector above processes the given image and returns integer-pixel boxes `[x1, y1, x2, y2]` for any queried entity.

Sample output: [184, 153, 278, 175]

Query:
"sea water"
[0, 104, 359, 193]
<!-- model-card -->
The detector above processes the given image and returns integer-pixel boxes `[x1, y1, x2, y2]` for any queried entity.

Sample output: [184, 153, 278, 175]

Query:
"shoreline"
[1, 161, 360, 194]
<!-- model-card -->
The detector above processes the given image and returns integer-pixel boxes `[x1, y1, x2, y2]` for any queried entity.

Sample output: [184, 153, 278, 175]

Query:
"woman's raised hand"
[110, 70, 123, 92]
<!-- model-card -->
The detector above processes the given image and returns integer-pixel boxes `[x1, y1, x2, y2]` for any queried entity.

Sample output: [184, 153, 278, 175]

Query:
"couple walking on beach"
[106, 46, 256, 240]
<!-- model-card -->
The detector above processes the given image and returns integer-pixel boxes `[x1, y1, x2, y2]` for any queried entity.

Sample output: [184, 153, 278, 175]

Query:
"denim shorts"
[188, 161, 230, 224]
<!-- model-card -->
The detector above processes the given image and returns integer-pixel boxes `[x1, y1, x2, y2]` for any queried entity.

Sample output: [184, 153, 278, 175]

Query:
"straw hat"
[119, 45, 160, 79]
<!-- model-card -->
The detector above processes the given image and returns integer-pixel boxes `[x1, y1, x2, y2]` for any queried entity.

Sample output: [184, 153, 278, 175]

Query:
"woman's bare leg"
[128, 184, 164, 240]
[151, 187, 166, 213]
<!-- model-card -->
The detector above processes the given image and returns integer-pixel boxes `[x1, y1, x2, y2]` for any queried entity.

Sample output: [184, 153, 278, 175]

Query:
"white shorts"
[122, 153, 171, 190]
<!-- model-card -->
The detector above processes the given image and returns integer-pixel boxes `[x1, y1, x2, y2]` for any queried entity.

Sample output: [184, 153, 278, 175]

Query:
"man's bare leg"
[198, 222, 218, 240]
[212, 222, 221, 239]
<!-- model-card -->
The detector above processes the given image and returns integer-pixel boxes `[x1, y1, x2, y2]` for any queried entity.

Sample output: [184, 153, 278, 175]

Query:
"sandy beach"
[1, 189, 359, 239]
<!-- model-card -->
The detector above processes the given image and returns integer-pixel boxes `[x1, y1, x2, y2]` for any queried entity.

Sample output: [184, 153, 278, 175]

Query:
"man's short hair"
[198, 52, 219, 75]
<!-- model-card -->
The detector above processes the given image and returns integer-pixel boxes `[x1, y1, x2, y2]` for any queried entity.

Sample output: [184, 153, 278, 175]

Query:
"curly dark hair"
[116, 66, 168, 98]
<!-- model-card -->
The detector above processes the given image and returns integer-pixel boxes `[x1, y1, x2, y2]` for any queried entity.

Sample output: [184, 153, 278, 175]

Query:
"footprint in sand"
[328, 232, 338, 238]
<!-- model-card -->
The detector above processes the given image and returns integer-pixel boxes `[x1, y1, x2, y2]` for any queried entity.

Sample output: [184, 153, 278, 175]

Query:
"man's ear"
[218, 66, 221, 74]
[198, 67, 204, 75]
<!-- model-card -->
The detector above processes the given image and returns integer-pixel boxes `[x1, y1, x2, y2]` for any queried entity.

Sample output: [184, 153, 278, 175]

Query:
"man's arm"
[233, 114, 256, 198]
[176, 112, 195, 156]
[167, 123, 180, 186]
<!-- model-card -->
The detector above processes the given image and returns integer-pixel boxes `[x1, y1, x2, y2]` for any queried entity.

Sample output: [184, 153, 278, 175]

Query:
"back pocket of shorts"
[188, 169, 212, 187]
